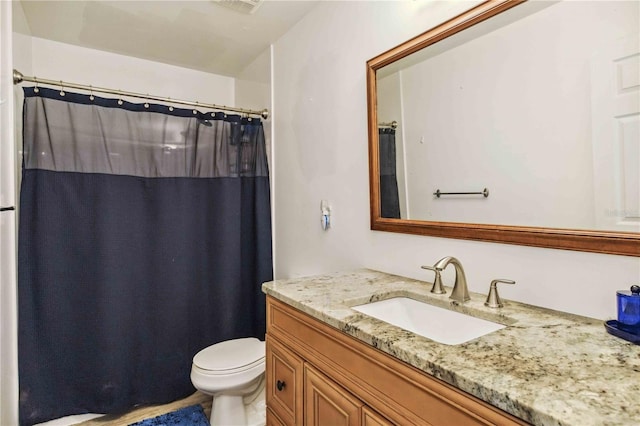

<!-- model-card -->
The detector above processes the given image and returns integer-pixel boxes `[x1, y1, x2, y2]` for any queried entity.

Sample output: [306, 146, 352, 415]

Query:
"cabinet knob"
[276, 380, 286, 391]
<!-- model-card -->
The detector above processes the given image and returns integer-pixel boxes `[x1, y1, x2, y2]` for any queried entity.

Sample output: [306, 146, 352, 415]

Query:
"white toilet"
[190, 337, 266, 426]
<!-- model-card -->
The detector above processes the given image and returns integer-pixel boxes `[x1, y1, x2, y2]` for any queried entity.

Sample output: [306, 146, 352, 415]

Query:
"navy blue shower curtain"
[379, 128, 400, 219]
[18, 87, 272, 425]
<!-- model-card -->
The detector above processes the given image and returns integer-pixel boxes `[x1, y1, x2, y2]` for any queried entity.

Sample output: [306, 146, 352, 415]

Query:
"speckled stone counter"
[262, 269, 640, 426]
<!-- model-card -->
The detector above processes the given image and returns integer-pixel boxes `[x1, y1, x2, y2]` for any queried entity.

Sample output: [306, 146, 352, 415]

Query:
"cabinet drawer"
[266, 335, 304, 426]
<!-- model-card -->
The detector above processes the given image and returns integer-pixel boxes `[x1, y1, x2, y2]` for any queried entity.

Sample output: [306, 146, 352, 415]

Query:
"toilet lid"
[193, 337, 265, 372]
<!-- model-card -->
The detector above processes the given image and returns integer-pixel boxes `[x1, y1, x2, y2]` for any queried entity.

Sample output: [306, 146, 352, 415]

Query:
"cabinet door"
[362, 406, 394, 426]
[266, 335, 304, 426]
[304, 364, 363, 426]
[267, 407, 287, 426]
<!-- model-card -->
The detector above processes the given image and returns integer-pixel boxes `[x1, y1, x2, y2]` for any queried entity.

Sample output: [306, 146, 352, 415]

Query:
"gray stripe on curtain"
[23, 95, 269, 178]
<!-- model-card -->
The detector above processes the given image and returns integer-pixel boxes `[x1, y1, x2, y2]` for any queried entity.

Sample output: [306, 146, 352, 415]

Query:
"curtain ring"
[117, 90, 123, 105]
[33, 77, 39, 93]
[89, 85, 95, 101]
[59, 81, 65, 97]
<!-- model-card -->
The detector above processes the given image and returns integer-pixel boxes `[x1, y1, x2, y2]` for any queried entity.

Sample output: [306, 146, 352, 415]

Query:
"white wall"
[236, 47, 273, 169]
[28, 36, 235, 107]
[13, 34, 32, 95]
[272, 0, 640, 321]
[235, 46, 275, 275]
[13, 0, 32, 187]
[11, 0, 30, 36]
[236, 47, 270, 111]
[396, 1, 637, 229]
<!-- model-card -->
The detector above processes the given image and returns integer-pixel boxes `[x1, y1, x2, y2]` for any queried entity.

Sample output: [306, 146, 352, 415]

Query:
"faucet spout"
[434, 256, 470, 303]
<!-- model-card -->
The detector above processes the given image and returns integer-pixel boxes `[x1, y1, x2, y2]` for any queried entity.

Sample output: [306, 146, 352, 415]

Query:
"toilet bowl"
[191, 337, 266, 426]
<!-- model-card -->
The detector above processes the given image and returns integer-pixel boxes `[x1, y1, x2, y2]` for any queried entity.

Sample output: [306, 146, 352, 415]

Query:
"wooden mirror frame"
[367, 0, 640, 257]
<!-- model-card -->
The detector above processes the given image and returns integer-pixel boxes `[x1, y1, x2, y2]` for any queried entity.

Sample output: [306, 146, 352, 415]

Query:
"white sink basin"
[351, 297, 505, 345]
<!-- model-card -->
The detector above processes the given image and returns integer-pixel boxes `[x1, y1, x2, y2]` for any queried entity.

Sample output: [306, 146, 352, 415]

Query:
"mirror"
[367, 0, 640, 256]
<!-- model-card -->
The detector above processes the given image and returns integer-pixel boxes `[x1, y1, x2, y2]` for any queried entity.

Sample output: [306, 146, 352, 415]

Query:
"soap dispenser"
[617, 285, 640, 334]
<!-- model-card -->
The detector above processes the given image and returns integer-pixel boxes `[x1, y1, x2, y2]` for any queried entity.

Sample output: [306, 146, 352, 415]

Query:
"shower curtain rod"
[12, 69, 269, 119]
[378, 120, 398, 129]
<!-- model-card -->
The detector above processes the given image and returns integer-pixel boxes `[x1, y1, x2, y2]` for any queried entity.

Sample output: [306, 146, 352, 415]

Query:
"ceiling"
[16, 0, 320, 77]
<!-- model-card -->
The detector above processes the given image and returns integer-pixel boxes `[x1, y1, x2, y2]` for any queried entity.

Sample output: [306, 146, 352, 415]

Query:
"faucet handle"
[484, 279, 515, 308]
[421, 265, 446, 294]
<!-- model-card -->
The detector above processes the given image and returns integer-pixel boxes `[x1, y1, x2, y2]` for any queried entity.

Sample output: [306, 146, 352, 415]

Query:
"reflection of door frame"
[590, 34, 640, 232]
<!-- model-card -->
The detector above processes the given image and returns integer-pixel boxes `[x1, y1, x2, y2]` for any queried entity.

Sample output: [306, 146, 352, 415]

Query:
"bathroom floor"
[74, 392, 212, 425]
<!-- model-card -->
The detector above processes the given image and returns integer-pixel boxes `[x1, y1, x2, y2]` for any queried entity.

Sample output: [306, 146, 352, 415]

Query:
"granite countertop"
[262, 269, 640, 426]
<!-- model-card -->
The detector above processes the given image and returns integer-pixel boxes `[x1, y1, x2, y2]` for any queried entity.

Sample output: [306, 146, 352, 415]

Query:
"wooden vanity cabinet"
[265, 296, 528, 426]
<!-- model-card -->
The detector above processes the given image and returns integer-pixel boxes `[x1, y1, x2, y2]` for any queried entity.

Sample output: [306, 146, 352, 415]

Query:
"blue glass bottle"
[617, 285, 640, 334]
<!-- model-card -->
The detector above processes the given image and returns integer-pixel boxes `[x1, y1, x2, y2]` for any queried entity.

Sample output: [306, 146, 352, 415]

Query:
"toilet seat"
[193, 337, 265, 375]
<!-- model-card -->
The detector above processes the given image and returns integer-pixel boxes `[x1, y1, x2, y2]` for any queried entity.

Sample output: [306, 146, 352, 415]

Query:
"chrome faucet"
[434, 256, 470, 303]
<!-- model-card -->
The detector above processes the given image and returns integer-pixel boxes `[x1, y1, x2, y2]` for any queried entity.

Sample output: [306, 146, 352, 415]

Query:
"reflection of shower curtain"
[378, 128, 401, 218]
[18, 87, 273, 425]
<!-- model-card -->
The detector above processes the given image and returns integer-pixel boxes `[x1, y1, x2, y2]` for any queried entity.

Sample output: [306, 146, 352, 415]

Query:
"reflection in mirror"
[377, 0, 639, 232]
[367, 0, 640, 256]
[378, 123, 401, 219]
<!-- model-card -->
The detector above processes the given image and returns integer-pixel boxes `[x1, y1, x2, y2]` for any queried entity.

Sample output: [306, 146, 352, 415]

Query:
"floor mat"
[128, 404, 209, 426]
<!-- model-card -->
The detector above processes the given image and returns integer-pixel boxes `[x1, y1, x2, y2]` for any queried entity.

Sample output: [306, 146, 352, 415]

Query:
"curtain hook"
[193, 101, 198, 115]
[144, 94, 150, 109]
[117, 90, 123, 105]
[33, 77, 39, 93]
[59, 80, 65, 97]
[89, 85, 95, 101]
[167, 97, 174, 112]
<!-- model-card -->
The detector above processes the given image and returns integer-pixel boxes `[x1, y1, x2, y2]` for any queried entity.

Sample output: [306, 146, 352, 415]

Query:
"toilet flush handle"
[276, 380, 286, 391]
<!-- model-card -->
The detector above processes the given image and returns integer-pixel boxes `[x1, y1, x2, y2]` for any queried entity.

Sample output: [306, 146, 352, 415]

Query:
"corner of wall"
[12, 0, 32, 36]
[234, 47, 271, 109]
[233, 46, 275, 277]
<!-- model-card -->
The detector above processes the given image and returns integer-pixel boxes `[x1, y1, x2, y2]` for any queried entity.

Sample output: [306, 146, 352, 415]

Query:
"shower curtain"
[378, 128, 401, 219]
[18, 87, 273, 425]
